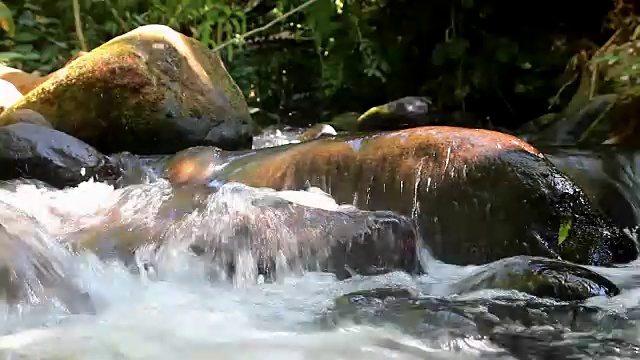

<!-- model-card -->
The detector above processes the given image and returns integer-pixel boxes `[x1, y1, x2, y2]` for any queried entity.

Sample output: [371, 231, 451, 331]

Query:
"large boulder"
[0, 123, 119, 188]
[166, 126, 638, 266]
[0, 25, 257, 154]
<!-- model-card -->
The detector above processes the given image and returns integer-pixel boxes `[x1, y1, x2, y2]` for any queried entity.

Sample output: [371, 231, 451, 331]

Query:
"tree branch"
[213, 0, 320, 53]
[73, 0, 87, 51]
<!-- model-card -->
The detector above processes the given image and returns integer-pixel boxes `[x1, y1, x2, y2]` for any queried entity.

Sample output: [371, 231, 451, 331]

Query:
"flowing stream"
[0, 128, 640, 359]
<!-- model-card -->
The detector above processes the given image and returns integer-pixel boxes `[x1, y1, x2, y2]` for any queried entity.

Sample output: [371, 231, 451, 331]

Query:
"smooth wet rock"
[0, 79, 23, 113]
[165, 126, 638, 266]
[0, 201, 94, 313]
[0, 123, 119, 188]
[0, 24, 257, 154]
[450, 256, 620, 301]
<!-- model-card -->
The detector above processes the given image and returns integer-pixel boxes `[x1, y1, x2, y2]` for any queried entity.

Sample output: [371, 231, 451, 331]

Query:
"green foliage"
[558, 217, 572, 246]
[0, 0, 621, 128]
[0, 1, 77, 72]
[0, 1, 15, 37]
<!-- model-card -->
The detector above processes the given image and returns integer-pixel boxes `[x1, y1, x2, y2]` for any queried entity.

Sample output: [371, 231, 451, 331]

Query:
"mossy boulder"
[0, 24, 257, 154]
[166, 126, 638, 266]
[450, 256, 620, 301]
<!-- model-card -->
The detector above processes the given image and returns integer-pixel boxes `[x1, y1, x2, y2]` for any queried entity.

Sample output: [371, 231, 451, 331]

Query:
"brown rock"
[167, 126, 637, 266]
[0, 66, 45, 95]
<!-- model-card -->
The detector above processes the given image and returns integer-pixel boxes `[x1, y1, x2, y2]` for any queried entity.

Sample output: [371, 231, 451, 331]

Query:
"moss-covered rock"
[166, 126, 638, 266]
[450, 256, 619, 301]
[0, 25, 257, 154]
[357, 97, 479, 132]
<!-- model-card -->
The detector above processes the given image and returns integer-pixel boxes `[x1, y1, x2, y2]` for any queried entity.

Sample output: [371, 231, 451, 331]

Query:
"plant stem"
[212, 0, 320, 52]
[73, 0, 88, 51]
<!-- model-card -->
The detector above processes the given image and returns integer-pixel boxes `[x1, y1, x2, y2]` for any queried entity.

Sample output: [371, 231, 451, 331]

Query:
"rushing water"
[0, 128, 640, 359]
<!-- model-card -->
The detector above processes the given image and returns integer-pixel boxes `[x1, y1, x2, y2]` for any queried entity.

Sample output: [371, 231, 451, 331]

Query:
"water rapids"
[0, 128, 638, 360]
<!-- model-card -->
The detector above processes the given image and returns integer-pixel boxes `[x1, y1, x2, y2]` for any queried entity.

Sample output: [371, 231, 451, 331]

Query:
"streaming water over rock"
[0, 130, 639, 359]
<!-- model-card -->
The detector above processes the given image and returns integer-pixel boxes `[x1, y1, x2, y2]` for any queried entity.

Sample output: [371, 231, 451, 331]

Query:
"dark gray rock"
[0, 123, 119, 188]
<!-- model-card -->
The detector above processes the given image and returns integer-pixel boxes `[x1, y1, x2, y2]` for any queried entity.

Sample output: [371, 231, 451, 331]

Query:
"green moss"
[1, 25, 255, 154]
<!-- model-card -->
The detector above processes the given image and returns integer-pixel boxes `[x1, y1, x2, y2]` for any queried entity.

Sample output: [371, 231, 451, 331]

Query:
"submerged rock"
[67, 182, 420, 281]
[0, 24, 257, 154]
[325, 289, 636, 358]
[0, 123, 119, 188]
[450, 256, 620, 301]
[0, 201, 94, 313]
[166, 126, 638, 266]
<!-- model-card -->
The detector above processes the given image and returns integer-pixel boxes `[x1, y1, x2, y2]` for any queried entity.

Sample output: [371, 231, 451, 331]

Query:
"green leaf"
[0, 1, 15, 37]
[13, 31, 40, 42]
[13, 43, 33, 53]
[20, 52, 40, 61]
[557, 217, 572, 246]
[0, 51, 25, 61]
